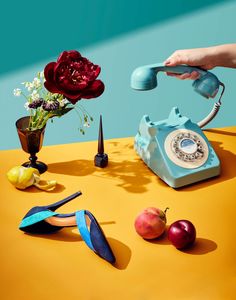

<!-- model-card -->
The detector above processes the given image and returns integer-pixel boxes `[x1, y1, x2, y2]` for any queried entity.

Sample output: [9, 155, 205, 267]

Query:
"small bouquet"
[14, 50, 105, 134]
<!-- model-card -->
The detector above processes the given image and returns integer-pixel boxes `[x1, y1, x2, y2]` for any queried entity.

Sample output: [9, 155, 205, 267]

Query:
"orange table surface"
[1, 127, 236, 300]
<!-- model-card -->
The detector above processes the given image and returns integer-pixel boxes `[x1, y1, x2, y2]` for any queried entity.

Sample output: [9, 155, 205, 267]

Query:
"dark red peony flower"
[44, 50, 105, 104]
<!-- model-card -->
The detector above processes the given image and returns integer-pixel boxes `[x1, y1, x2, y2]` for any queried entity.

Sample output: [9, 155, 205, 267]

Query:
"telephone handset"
[131, 63, 225, 188]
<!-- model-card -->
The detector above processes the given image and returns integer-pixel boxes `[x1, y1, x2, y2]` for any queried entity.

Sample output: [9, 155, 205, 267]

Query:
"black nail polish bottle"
[94, 115, 108, 168]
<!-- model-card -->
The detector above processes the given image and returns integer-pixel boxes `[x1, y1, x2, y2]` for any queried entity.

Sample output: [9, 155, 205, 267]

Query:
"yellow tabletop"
[1, 127, 236, 300]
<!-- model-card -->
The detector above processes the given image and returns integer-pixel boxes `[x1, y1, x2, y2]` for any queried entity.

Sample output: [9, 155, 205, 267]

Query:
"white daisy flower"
[33, 77, 41, 88]
[24, 102, 30, 111]
[13, 88, 22, 96]
[31, 90, 40, 101]
[26, 82, 34, 91]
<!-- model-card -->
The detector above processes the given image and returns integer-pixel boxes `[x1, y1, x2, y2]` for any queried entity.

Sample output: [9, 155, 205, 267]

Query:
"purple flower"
[42, 100, 59, 111]
[28, 98, 44, 109]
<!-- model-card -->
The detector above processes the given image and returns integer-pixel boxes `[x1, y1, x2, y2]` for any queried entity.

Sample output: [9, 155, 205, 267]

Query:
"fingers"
[166, 71, 199, 80]
[190, 71, 200, 80]
[165, 59, 177, 66]
[164, 56, 179, 66]
[166, 72, 191, 79]
[164, 51, 186, 66]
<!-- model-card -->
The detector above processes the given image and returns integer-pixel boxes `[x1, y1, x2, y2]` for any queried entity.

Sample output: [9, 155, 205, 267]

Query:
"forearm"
[210, 44, 236, 68]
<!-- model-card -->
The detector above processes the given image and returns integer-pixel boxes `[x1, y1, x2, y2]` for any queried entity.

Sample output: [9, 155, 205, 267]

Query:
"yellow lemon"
[7, 166, 57, 191]
[7, 166, 39, 190]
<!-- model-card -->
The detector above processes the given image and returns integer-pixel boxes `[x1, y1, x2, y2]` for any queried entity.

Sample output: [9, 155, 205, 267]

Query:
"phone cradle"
[134, 107, 220, 188]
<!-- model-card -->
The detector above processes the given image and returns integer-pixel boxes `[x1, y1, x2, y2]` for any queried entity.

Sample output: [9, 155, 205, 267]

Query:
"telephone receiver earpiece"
[131, 62, 225, 128]
[131, 63, 220, 98]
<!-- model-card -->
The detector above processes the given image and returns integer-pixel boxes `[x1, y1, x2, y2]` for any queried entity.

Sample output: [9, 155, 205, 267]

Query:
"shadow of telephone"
[131, 63, 225, 188]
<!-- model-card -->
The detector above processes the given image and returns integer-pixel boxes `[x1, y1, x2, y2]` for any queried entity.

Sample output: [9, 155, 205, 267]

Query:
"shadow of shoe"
[25, 227, 131, 268]
[107, 237, 132, 270]
[25, 226, 83, 242]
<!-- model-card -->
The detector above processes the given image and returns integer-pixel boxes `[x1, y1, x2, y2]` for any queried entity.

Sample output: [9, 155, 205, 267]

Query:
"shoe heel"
[46, 191, 82, 211]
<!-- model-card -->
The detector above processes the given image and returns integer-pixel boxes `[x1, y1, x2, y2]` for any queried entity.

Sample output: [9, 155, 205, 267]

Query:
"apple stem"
[164, 207, 169, 215]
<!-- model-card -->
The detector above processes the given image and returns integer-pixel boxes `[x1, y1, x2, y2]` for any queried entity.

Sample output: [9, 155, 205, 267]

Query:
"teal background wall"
[1, 0, 235, 150]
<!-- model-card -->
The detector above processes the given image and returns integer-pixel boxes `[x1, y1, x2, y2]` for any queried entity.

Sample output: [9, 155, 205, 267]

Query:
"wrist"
[204, 46, 222, 68]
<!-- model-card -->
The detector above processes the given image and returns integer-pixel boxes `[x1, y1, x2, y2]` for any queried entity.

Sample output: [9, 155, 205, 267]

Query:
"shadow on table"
[19, 183, 66, 194]
[205, 128, 236, 137]
[182, 238, 217, 255]
[25, 227, 83, 242]
[47, 132, 236, 193]
[107, 237, 132, 270]
[25, 225, 131, 269]
[147, 230, 217, 255]
[48, 158, 152, 194]
[48, 159, 95, 177]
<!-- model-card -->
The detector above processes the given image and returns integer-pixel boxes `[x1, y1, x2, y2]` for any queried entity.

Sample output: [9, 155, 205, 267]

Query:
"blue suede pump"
[19, 191, 116, 264]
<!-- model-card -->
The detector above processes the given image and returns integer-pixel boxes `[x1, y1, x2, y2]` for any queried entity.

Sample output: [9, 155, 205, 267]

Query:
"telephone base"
[158, 166, 220, 188]
[134, 107, 220, 188]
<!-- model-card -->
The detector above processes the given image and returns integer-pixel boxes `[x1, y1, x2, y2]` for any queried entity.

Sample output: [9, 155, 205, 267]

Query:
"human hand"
[164, 48, 217, 80]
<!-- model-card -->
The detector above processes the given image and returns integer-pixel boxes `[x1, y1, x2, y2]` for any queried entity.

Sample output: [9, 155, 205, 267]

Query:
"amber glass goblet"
[16, 116, 48, 174]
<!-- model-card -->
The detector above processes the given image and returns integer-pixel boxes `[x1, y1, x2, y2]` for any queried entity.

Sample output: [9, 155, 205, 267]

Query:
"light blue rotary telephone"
[131, 63, 225, 188]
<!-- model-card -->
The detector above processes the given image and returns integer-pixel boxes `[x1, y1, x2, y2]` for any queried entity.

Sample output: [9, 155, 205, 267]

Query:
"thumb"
[164, 54, 187, 66]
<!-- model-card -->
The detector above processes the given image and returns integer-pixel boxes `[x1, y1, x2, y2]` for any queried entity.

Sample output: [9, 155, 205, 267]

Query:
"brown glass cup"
[16, 116, 48, 174]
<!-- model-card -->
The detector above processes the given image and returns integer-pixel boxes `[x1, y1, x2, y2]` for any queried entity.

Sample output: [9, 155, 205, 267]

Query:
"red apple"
[168, 220, 196, 249]
[134, 207, 168, 239]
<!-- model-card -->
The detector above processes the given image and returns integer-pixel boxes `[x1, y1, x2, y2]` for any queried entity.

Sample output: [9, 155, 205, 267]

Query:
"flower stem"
[78, 103, 93, 120]
[32, 109, 48, 130]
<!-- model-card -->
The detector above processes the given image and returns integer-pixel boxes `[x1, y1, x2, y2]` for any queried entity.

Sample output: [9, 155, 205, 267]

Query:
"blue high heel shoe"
[19, 191, 116, 264]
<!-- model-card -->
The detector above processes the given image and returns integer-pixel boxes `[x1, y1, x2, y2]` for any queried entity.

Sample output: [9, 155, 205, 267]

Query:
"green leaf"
[49, 107, 74, 118]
